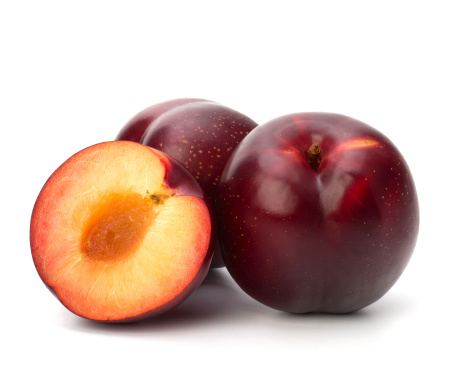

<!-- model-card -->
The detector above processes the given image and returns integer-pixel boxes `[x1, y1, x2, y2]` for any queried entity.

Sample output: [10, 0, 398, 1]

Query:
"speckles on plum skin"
[217, 112, 419, 313]
[143, 106, 257, 205]
[135, 101, 258, 269]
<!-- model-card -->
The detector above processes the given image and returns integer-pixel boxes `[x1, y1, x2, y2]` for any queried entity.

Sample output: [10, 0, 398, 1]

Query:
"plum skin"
[117, 99, 258, 268]
[217, 113, 419, 313]
[116, 99, 205, 143]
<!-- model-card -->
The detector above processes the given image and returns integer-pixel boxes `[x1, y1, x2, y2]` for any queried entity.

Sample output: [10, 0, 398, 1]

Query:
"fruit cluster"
[30, 99, 419, 322]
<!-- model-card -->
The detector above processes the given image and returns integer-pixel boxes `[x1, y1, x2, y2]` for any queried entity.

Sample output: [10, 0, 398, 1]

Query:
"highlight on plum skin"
[217, 112, 419, 314]
[30, 141, 215, 322]
[116, 98, 258, 268]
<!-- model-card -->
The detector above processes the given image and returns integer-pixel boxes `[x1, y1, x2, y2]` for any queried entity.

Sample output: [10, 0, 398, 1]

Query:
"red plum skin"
[217, 113, 419, 313]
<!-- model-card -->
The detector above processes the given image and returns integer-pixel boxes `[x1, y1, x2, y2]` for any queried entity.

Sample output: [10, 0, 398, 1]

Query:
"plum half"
[30, 141, 215, 322]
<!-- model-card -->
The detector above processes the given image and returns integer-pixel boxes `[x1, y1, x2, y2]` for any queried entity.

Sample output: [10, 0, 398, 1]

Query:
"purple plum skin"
[117, 99, 258, 268]
[117, 98, 205, 142]
[217, 113, 419, 313]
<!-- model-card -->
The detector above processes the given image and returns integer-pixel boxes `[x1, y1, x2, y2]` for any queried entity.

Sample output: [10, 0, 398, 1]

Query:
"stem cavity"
[307, 143, 321, 171]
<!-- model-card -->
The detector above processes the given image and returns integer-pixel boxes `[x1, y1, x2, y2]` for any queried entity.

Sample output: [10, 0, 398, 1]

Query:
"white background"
[1, 1, 452, 378]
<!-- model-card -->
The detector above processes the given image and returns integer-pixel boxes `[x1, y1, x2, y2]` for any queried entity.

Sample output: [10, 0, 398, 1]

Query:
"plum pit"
[81, 192, 156, 262]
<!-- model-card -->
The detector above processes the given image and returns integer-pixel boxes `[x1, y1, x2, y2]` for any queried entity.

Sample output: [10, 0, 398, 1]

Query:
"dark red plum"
[117, 99, 258, 267]
[217, 113, 419, 313]
[117, 98, 205, 142]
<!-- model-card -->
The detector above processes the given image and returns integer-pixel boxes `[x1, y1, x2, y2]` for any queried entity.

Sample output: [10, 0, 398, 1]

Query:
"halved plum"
[30, 141, 215, 322]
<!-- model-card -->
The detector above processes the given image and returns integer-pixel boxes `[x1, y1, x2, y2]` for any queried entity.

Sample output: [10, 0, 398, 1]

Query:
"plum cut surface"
[30, 141, 213, 322]
[81, 192, 165, 262]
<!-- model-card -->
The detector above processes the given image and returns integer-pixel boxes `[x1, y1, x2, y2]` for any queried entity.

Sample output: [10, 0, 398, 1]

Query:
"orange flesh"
[81, 193, 154, 262]
[30, 141, 212, 321]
